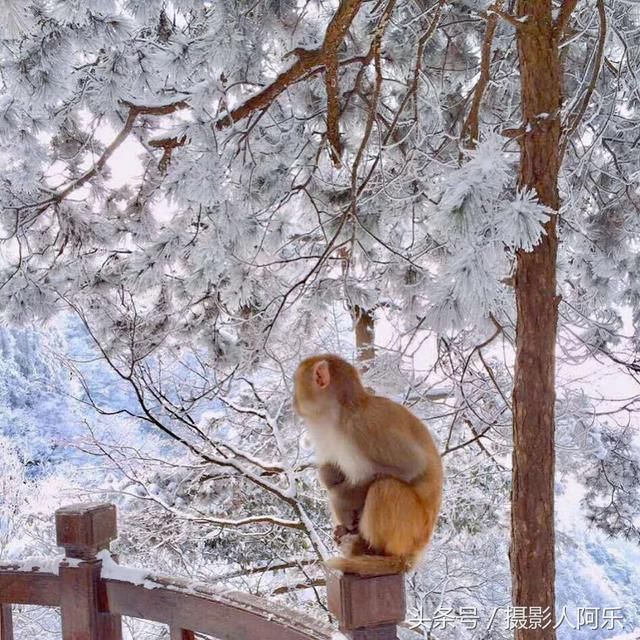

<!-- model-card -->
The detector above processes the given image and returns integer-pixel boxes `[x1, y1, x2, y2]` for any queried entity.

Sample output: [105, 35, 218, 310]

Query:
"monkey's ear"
[312, 360, 331, 389]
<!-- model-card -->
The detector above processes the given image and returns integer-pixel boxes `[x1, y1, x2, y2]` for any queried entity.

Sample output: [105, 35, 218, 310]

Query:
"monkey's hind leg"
[358, 477, 431, 559]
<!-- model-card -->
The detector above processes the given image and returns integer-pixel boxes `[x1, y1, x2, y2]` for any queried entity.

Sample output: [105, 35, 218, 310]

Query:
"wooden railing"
[0, 503, 406, 640]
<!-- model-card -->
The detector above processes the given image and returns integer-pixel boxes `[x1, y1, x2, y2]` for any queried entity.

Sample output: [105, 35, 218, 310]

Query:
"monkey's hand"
[333, 506, 361, 544]
[333, 524, 360, 546]
[333, 525, 350, 545]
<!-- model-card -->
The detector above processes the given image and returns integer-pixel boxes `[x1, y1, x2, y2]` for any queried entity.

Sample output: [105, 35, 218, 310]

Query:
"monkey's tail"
[324, 554, 415, 576]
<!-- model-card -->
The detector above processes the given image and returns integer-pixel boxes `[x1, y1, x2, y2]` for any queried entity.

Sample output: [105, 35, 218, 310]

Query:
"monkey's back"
[341, 394, 443, 489]
[365, 394, 442, 457]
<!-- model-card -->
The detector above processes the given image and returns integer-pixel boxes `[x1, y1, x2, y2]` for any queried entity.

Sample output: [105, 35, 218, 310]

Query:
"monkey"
[317, 462, 370, 544]
[293, 354, 443, 575]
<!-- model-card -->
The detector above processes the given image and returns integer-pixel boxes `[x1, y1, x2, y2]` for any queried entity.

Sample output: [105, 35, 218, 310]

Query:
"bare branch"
[485, 4, 525, 29]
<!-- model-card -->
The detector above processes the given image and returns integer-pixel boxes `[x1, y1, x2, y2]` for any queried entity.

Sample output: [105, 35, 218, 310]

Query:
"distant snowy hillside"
[556, 479, 640, 638]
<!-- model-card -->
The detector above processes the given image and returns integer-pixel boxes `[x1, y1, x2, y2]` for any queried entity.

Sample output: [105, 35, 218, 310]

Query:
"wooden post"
[0, 604, 13, 640]
[55, 503, 123, 640]
[325, 569, 405, 640]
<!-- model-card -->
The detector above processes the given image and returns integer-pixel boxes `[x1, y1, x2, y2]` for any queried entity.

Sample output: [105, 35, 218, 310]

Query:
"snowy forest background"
[1, 0, 640, 639]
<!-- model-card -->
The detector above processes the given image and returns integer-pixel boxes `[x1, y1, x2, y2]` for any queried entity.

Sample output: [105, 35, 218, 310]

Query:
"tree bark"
[511, 2, 563, 638]
[352, 305, 375, 366]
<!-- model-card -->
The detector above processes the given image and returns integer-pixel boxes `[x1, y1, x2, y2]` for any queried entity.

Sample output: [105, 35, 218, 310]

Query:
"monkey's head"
[293, 354, 366, 418]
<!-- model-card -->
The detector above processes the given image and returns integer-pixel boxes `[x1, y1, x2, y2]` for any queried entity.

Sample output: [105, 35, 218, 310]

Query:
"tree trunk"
[352, 305, 375, 366]
[338, 247, 376, 366]
[512, 2, 562, 638]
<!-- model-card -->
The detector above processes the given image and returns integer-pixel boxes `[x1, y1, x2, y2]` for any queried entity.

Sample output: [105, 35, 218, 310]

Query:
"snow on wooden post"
[55, 503, 123, 640]
[325, 569, 406, 640]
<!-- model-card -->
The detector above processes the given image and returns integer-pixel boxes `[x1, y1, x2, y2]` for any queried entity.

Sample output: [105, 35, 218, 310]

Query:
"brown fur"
[318, 463, 369, 533]
[294, 354, 444, 576]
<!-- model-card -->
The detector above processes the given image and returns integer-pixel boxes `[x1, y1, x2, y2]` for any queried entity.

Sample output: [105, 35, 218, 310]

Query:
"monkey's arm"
[318, 463, 369, 532]
[318, 462, 346, 488]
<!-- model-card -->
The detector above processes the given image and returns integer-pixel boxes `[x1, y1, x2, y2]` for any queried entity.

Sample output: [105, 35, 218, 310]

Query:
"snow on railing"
[0, 503, 406, 640]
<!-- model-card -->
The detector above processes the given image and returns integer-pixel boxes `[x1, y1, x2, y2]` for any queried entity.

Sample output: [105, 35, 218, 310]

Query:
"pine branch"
[148, 135, 187, 174]
[54, 101, 188, 202]
[15, 2, 374, 214]
[325, 52, 342, 166]
[461, 4, 501, 147]
[18, 100, 189, 219]
[554, 0, 579, 38]
[353, 0, 443, 201]
[216, 0, 366, 167]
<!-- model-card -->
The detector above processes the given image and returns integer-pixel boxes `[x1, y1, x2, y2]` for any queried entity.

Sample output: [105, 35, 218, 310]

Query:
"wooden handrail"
[0, 569, 60, 606]
[103, 577, 332, 640]
[0, 503, 406, 640]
